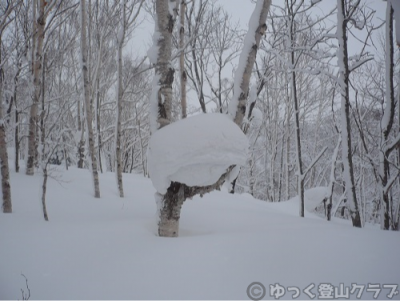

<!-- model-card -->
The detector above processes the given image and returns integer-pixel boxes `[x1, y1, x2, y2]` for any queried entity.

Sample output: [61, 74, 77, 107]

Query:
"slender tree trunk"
[380, 3, 395, 230]
[293, 69, 304, 217]
[115, 1, 126, 198]
[228, 0, 271, 127]
[337, 0, 361, 227]
[0, 38, 11, 213]
[26, 0, 46, 175]
[96, 77, 103, 173]
[15, 108, 19, 173]
[41, 165, 49, 221]
[326, 135, 341, 221]
[13, 67, 20, 173]
[80, 0, 100, 198]
[179, 0, 187, 118]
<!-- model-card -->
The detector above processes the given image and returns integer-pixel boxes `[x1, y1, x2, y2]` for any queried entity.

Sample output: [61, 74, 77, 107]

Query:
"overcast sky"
[129, 0, 387, 59]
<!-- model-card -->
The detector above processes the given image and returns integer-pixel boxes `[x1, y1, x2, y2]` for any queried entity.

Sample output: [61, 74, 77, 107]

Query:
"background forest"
[1, 0, 399, 231]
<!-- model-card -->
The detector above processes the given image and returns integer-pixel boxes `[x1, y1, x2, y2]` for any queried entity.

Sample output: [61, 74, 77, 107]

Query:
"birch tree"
[115, 0, 143, 198]
[80, 0, 100, 198]
[0, 0, 18, 213]
[149, 0, 271, 237]
[26, 0, 54, 175]
[228, 0, 271, 127]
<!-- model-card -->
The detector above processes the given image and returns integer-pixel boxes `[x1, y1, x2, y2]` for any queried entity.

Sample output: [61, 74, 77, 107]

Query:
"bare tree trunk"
[115, 1, 126, 198]
[13, 64, 21, 173]
[157, 183, 185, 237]
[0, 38, 11, 213]
[15, 106, 19, 173]
[337, 0, 361, 227]
[179, 0, 187, 119]
[26, 0, 46, 175]
[288, 18, 304, 216]
[380, 3, 395, 230]
[40, 79, 48, 222]
[326, 135, 341, 221]
[96, 77, 103, 173]
[41, 166, 49, 221]
[80, 0, 100, 198]
[150, 0, 178, 236]
[293, 69, 304, 217]
[0, 122, 12, 213]
[149, 0, 176, 133]
[228, 0, 271, 127]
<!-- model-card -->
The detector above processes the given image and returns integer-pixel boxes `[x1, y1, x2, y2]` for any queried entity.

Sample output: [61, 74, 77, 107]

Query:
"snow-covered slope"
[0, 166, 399, 300]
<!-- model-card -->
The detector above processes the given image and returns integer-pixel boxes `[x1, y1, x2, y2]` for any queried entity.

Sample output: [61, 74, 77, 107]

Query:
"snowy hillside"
[0, 166, 399, 300]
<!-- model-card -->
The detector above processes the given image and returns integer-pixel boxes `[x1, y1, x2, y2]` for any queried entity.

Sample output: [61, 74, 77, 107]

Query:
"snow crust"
[147, 113, 249, 194]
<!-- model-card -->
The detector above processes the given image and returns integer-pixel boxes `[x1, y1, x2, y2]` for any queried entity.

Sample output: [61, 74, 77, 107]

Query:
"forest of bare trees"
[1, 0, 399, 233]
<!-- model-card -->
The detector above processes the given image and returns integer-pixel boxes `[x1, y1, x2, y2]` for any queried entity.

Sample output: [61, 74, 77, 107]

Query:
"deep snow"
[0, 164, 399, 300]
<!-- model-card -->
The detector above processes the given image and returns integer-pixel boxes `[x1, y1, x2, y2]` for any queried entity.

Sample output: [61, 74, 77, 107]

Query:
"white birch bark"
[228, 0, 271, 127]
[149, 0, 176, 133]
[26, 0, 46, 175]
[149, 0, 179, 236]
[0, 40, 11, 213]
[80, 0, 100, 198]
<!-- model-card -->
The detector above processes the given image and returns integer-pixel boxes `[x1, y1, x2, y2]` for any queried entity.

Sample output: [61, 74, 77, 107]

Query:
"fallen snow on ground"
[0, 165, 399, 300]
[147, 113, 248, 194]
[271, 186, 329, 217]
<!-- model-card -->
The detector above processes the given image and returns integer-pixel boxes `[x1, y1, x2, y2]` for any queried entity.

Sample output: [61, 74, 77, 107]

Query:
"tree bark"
[179, 0, 187, 119]
[380, 3, 395, 230]
[228, 0, 271, 127]
[115, 1, 126, 198]
[0, 28, 12, 213]
[337, 0, 361, 227]
[151, 0, 178, 236]
[80, 0, 100, 198]
[26, 0, 46, 175]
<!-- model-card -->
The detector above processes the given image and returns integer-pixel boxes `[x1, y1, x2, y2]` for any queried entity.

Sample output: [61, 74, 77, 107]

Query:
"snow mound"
[272, 187, 328, 217]
[303, 186, 328, 212]
[147, 113, 249, 194]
